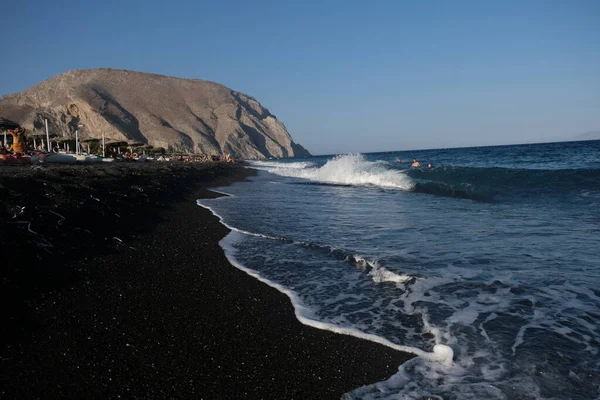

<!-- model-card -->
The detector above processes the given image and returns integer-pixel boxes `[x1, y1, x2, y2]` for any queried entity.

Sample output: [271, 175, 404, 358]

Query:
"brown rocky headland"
[0, 69, 311, 159]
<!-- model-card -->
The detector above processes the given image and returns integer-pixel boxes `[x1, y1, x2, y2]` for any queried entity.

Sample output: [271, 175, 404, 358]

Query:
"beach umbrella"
[0, 118, 19, 146]
[104, 139, 128, 155]
[31, 133, 38, 149]
[0, 117, 19, 130]
[140, 144, 154, 156]
[126, 140, 146, 154]
[68, 124, 85, 154]
[31, 130, 58, 150]
[105, 139, 128, 147]
[81, 138, 99, 155]
[52, 136, 70, 151]
[100, 137, 121, 157]
[30, 130, 49, 137]
[0, 117, 19, 146]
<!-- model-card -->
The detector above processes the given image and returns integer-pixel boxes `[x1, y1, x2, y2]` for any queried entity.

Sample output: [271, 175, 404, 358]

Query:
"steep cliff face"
[0, 69, 311, 159]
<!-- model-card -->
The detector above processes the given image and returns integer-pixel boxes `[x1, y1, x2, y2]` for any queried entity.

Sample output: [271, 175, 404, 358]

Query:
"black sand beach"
[1, 162, 412, 399]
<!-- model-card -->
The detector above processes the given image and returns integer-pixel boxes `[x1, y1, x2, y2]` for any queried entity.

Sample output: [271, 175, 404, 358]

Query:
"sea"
[197, 140, 600, 400]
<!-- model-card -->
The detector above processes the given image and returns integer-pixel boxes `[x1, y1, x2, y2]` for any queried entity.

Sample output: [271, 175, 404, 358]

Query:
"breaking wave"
[249, 160, 317, 170]
[252, 154, 415, 190]
[251, 155, 600, 202]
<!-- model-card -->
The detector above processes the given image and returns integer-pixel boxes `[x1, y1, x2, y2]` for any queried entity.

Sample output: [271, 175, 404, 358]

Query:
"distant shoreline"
[308, 137, 600, 157]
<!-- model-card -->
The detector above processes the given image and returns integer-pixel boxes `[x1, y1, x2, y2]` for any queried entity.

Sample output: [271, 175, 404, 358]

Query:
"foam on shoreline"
[197, 194, 455, 366]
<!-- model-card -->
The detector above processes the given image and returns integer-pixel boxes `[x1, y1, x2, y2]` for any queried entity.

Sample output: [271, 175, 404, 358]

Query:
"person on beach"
[7, 128, 26, 155]
[411, 158, 420, 167]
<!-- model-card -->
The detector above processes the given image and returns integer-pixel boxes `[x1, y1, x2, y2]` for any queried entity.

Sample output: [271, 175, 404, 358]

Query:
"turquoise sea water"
[198, 140, 600, 399]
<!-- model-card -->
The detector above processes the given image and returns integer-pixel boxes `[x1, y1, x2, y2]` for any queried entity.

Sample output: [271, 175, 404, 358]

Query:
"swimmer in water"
[411, 158, 420, 167]
[427, 163, 432, 168]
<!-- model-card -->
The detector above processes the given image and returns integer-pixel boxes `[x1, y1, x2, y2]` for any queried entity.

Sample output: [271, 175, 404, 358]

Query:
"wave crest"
[254, 154, 415, 190]
[347, 255, 415, 284]
[250, 160, 316, 170]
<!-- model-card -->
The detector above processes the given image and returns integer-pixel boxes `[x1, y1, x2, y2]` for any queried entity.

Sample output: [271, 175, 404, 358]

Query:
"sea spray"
[251, 154, 415, 190]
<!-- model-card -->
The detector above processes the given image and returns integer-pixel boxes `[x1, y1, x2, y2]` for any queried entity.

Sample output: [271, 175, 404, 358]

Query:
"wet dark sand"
[0, 162, 413, 399]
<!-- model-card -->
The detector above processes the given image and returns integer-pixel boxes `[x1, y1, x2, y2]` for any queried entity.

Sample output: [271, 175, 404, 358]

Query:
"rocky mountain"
[0, 69, 310, 159]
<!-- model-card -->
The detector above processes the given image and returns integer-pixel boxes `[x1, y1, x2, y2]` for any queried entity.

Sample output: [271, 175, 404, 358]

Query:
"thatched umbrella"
[29, 130, 58, 150]
[139, 143, 154, 155]
[29, 131, 44, 146]
[1, 118, 20, 146]
[81, 137, 99, 154]
[105, 139, 128, 155]
[126, 140, 146, 154]
[0, 117, 19, 129]
[52, 136, 72, 151]
[88, 135, 116, 158]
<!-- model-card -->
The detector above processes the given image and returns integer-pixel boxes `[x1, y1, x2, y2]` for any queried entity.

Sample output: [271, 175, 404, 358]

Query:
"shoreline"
[1, 162, 413, 399]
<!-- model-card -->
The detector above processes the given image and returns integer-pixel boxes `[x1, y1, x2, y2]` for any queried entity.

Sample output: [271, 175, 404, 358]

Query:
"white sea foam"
[197, 201, 418, 289]
[197, 196, 541, 400]
[208, 189, 235, 197]
[350, 255, 414, 284]
[249, 160, 316, 170]
[198, 186, 600, 400]
[218, 231, 429, 357]
[253, 154, 415, 190]
[196, 199, 282, 241]
[196, 198, 458, 381]
[369, 264, 414, 284]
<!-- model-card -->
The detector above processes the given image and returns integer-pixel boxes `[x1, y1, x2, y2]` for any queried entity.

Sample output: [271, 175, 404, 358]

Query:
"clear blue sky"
[2, 0, 599, 155]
